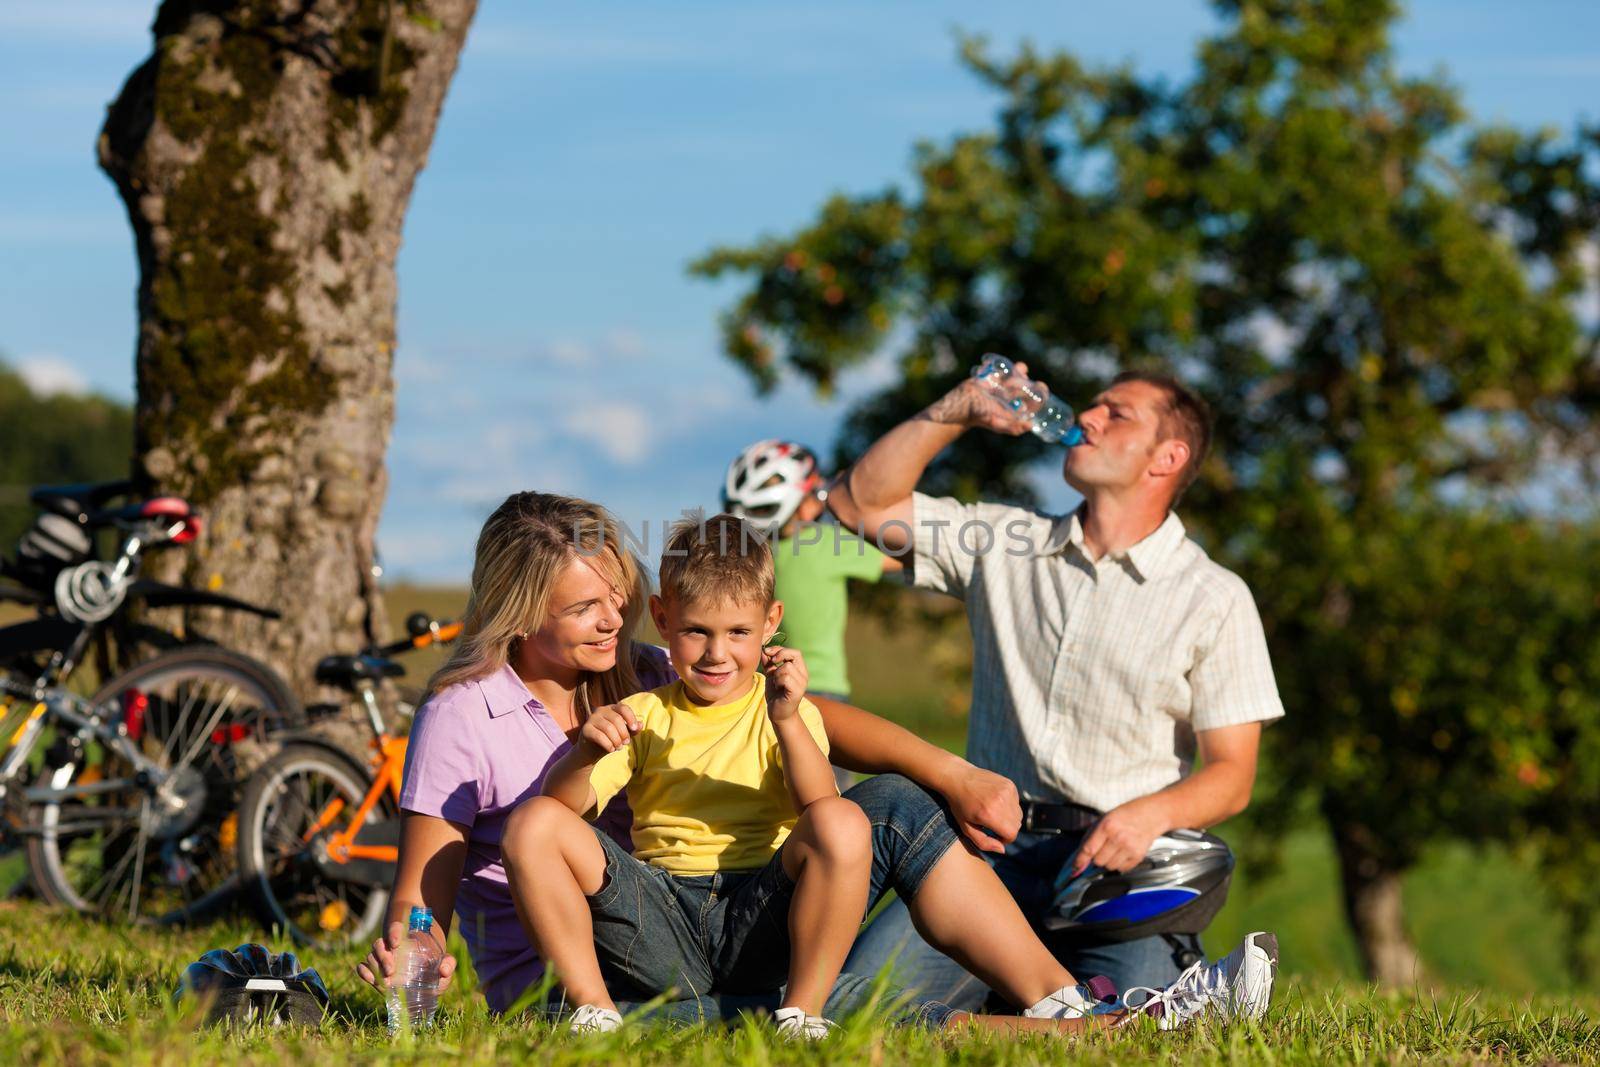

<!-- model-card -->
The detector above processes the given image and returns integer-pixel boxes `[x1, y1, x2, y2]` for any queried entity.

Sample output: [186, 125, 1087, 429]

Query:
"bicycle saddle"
[314, 654, 405, 689]
[28, 481, 133, 521]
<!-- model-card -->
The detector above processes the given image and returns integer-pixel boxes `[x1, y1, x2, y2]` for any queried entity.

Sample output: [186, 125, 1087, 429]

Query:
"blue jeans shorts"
[585, 827, 802, 1002]
[578, 773, 964, 1027]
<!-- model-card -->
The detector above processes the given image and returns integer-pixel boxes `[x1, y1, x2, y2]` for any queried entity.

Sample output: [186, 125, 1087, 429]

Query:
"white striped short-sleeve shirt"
[909, 492, 1284, 813]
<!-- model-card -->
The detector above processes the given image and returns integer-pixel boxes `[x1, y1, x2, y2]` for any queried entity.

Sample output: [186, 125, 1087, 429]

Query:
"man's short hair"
[1112, 370, 1213, 501]
[658, 513, 775, 608]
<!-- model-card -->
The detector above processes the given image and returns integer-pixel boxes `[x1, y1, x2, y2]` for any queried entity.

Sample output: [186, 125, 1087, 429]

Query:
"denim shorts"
[580, 774, 963, 1026]
[586, 828, 805, 1002]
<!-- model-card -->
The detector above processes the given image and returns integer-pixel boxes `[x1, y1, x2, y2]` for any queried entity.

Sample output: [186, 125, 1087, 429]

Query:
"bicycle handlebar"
[370, 617, 463, 658]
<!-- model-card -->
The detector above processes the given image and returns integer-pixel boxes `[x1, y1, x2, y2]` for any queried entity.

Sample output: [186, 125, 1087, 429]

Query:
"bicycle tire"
[236, 741, 395, 949]
[25, 646, 304, 924]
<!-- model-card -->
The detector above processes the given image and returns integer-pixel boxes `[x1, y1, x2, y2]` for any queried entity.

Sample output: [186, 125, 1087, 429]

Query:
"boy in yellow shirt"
[504, 514, 868, 1038]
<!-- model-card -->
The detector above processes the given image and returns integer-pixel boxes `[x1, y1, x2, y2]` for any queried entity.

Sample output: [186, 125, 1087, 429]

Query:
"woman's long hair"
[426, 492, 648, 717]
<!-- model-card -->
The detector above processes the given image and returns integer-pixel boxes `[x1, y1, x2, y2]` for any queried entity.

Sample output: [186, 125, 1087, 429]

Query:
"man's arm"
[827, 371, 1030, 550]
[813, 695, 1021, 854]
[1070, 721, 1262, 874]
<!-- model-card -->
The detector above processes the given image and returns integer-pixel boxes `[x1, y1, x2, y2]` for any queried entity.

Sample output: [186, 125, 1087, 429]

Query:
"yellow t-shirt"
[587, 674, 830, 875]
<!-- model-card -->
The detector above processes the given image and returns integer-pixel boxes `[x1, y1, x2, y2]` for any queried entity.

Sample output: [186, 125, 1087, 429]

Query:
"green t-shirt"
[771, 527, 887, 697]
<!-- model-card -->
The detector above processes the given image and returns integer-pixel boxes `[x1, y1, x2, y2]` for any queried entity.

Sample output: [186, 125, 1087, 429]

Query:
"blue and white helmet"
[1044, 829, 1235, 943]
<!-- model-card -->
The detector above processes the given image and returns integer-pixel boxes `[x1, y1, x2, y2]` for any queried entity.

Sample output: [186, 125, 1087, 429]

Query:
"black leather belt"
[1019, 798, 1102, 835]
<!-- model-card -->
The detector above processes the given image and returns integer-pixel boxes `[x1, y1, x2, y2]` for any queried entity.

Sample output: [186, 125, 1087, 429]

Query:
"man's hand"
[355, 919, 458, 994]
[761, 645, 808, 723]
[936, 762, 1022, 854]
[578, 703, 640, 758]
[922, 362, 1036, 435]
[1071, 795, 1172, 874]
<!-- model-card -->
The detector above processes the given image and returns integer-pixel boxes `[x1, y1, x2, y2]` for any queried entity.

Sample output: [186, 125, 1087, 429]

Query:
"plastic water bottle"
[970, 353, 1086, 446]
[387, 906, 442, 1035]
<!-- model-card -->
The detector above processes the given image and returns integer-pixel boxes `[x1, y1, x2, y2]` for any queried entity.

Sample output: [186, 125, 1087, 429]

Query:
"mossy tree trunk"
[99, 1, 476, 696]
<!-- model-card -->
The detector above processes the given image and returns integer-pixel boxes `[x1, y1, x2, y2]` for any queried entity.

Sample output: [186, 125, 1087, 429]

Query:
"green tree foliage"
[693, 0, 1600, 980]
[0, 359, 134, 552]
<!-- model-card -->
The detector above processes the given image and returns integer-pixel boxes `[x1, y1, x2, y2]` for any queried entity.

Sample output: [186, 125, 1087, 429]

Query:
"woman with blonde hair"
[356, 491, 675, 1014]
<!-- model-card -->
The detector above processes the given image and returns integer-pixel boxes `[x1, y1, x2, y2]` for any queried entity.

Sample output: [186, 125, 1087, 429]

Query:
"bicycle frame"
[282, 619, 461, 876]
[310, 733, 407, 867]
[0, 675, 167, 817]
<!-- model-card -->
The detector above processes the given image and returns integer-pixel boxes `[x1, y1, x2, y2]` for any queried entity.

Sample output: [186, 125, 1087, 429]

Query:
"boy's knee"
[800, 795, 871, 859]
[503, 795, 574, 867]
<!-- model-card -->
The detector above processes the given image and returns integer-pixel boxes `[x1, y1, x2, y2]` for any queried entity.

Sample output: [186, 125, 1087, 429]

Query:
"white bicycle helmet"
[722, 439, 823, 535]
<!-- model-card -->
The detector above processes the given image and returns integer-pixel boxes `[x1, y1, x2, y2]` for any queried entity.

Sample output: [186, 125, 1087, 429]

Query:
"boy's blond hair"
[658, 513, 774, 608]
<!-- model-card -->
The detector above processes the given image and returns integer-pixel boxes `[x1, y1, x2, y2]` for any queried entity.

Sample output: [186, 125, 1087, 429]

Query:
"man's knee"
[503, 795, 579, 869]
[796, 795, 871, 862]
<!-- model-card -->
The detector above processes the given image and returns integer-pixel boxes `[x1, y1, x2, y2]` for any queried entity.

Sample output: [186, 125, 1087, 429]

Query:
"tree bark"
[1331, 819, 1424, 986]
[99, 0, 476, 696]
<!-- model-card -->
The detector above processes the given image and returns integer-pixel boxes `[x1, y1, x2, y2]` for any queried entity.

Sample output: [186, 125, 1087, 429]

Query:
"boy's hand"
[578, 703, 640, 759]
[761, 645, 808, 723]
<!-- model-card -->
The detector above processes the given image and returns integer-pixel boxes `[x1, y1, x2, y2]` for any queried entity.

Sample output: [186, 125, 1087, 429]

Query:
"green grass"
[0, 900, 1597, 1065]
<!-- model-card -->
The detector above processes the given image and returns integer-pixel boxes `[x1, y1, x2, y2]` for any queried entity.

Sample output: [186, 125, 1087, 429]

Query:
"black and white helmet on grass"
[722, 439, 823, 536]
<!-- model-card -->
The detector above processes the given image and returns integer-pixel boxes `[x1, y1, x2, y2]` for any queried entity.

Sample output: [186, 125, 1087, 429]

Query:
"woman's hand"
[761, 645, 809, 723]
[355, 919, 459, 994]
[578, 702, 640, 758]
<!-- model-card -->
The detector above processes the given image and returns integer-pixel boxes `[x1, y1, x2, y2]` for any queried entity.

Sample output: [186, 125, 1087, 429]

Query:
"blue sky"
[3, 2, 1597, 582]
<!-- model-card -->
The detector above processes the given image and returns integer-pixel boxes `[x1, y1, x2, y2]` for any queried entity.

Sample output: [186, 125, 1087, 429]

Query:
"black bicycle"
[0, 481, 303, 923]
[0, 480, 287, 687]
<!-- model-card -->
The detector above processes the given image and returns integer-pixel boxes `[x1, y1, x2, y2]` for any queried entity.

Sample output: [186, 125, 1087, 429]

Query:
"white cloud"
[546, 339, 593, 366]
[0, 5, 147, 45]
[561, 402, 654, 465]
[465, 29, 713, 65]
[394, 350, 448, 386]
[17, 354, 89, 396]
[603, 328, 646, 359]
[0, 213, 124, 245]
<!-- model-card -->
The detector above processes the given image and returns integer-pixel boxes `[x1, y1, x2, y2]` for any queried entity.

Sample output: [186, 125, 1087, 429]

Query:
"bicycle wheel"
[26, 646, 303, 924]
[236, 742, 394, 949]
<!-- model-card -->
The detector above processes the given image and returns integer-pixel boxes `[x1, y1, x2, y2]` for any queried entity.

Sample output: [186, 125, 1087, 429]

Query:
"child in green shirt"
[722, 439, 903, 703]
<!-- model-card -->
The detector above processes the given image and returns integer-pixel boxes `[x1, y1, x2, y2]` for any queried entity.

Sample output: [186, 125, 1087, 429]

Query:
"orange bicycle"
[234, 613, 461, 948]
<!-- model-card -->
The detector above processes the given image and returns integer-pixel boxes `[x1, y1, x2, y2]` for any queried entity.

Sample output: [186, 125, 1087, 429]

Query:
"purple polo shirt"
[398, 643, 676, 1014]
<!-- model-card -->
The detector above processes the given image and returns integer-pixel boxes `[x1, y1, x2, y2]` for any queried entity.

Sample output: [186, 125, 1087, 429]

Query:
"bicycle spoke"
[125, 806, 149, 922]
[82, 820, 141, 912]
[156, 677, 213, 767]
[172, 684, 239, 777]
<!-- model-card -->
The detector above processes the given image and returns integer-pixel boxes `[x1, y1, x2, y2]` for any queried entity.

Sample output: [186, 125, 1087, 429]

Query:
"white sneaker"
[1024, 975, 1119, 1019]
[567, 1004, 623, 1034]
[773, 1006, 837, 1041]
[1123, 931, 1278, 1030]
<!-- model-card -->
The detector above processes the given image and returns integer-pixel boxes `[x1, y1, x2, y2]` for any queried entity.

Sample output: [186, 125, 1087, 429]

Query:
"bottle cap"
[408, 905, 433, 933]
